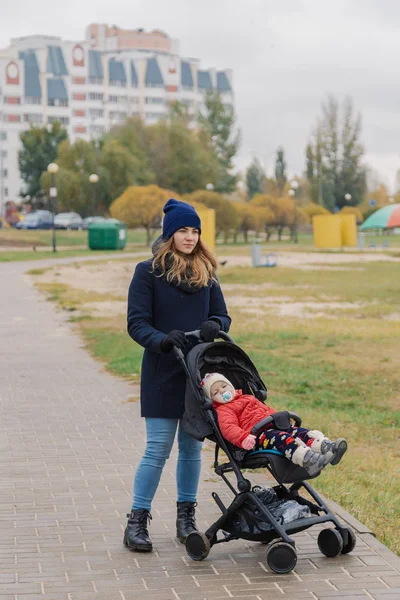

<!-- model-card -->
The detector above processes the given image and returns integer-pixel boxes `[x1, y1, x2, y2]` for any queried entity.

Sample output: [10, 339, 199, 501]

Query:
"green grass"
[0, 248, 133, 262]
[32, 256, 400, 555]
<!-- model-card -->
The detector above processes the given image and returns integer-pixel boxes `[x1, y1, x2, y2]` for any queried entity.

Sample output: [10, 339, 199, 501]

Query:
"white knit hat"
[201, 372, 233, 398]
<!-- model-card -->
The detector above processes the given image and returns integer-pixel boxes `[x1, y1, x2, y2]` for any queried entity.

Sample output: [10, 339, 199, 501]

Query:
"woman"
[124, 198, 231, 552]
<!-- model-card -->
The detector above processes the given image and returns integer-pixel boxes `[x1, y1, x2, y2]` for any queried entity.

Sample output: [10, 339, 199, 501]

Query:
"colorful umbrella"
[360, 204, 400, 230]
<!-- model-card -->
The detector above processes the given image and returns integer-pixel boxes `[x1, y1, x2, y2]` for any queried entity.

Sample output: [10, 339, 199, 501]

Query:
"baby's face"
[210, 381, 235, 404]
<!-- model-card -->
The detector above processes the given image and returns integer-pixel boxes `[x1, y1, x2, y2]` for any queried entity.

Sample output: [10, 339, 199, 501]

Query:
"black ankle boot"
[176, 501, 198, 543]
[123, 509, 152, 552]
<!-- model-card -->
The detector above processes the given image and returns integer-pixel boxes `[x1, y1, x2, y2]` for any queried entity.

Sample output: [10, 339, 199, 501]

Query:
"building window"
[1, 169, 8, 178]
[109, 80, 127, 88]
[145, 83, 164, 89]
[145, 112, 165, 120]
[25, 97, 41, 105]
[108, 95, 128, 104]
[24, 114, 43, 124]
[145, 97, 165, 105]
[130, 97, 140, 104]
[91, 124, 105, 135]
[72, 93, 86, 102]
[4, 188, 8, 196]
[0, 131, 7, 141]
[48, 116, 69, 125]
[48, 99, 68, 107]
[88, 77, 104, 85]
[73, 77, 86, 85]
[182, 85, 194, 92]
[109, 111, 127, 121]
[73, 109, 85, 117]
[89, 92, 104, 101]
[0, 150, 7, 158]
[89, 108, 104, 118]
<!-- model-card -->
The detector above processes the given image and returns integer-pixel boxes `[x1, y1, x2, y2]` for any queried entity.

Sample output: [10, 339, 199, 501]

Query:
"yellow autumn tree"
[302, 202, 330, 223]
[110, 185, 180, 246]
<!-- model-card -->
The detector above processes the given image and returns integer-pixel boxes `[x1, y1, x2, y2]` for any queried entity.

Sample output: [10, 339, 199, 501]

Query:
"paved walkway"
[1, 258, 400, 600]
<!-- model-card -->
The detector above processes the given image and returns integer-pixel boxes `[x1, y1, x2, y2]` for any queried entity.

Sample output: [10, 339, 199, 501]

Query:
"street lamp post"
[47, 162, 59, 252]
[206, 183, 214, 191]
[289, 180, 299, 243]
[89, 173, 99, 217]
[344, 193, 352, 204]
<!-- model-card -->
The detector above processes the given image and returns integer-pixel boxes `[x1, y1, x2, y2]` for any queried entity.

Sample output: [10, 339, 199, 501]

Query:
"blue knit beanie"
[162, 198, 201, 239]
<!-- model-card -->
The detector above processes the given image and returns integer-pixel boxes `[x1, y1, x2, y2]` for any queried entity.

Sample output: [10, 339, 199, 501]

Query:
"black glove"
[161, 330, 187, 352]
[200, 319, 221, 342]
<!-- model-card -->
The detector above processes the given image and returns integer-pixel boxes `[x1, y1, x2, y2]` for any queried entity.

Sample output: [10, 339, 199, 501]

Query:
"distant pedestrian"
[124, 199, 231, 552]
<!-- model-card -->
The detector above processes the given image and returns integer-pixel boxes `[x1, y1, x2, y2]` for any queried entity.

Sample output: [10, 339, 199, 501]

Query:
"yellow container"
[313, 215, 342, 249]
[341, 214, 357, 247]
[196, 206, 216, 254]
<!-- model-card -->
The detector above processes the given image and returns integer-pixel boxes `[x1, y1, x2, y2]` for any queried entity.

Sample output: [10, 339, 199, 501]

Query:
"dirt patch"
[84, 301, 127, 317]
[218, 251, 400, 270]
[36, 260, 140, 296]
[229, 294, 371, 319]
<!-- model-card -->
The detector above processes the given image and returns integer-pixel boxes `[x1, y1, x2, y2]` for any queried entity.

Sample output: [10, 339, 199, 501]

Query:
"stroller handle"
[172, 329, 234, 362]
[184, 329, 235, 343]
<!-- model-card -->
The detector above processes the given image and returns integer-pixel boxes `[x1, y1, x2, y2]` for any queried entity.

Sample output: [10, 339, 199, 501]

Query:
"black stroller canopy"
[182, 341, 267, 441]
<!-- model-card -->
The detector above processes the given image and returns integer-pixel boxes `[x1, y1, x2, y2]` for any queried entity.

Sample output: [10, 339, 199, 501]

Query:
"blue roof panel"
[131, 61, 138, 86]
[47, 78, 68, 101]
[216, 71, 231, 92]
[145, 58, 163, 86]
[88, 50, 104, 78]
[47, 46, 68, 76]
[109, 59, 127, 82]
[197, 70, 213, 89]
[22, 51, 42, 98]
[181, 61, 193, 87]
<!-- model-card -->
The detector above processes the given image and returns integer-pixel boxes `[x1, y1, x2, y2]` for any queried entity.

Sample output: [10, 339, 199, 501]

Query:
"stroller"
[176, 330, 356, 574]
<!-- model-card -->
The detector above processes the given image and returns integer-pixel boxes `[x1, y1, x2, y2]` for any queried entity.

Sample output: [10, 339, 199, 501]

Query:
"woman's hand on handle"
[200, 320, 221, 342]
[160, 330, 188, 352]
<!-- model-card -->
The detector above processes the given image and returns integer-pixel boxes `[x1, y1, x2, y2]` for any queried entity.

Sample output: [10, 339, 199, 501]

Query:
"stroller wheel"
[318, 528, 344, 558]
[266, 541, 297, 574]
[338, 527, 356, 554]
[185, 532, 211, 561]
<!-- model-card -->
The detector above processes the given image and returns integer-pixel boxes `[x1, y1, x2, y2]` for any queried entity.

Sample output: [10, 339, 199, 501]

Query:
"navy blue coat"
[127, 259, 231, 418]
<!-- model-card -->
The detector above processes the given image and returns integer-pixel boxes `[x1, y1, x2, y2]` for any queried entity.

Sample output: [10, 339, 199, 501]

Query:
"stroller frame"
[176, 331, 356, 573]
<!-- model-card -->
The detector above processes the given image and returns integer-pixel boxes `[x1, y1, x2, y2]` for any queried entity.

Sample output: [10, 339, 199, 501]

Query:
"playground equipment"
[313, 214, 357, 249]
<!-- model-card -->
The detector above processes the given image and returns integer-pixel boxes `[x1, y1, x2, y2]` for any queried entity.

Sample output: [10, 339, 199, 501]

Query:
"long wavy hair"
[152, 237, 218, 288]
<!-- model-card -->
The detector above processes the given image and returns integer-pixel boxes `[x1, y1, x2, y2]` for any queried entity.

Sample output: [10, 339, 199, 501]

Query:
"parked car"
[54, 212, 83, 230]
[16, 210, 53, 230]
[82, 216, 106, 230]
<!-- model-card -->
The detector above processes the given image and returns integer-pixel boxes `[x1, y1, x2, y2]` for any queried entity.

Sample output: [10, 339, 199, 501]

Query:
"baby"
[201, 373, 347, 477]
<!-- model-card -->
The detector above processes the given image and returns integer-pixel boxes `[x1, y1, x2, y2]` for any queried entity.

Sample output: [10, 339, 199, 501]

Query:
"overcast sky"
[2, 0, 400, 189]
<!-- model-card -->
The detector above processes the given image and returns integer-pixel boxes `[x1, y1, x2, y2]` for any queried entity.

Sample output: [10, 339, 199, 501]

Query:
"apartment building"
[0, 23, 234, 202]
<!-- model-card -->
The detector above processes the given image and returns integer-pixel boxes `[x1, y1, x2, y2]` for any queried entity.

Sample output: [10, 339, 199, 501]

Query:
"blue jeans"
[132, 418, 203, 511]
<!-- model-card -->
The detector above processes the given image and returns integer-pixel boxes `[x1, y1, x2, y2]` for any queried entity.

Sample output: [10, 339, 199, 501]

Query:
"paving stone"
[0, 257, 400, 600]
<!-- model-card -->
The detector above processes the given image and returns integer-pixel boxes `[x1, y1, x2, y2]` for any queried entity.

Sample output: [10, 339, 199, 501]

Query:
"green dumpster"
[88, 219, 127, 250]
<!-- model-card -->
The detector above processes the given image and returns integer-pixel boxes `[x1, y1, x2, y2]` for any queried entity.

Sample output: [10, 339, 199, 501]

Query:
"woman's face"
[173, 227, 200, 254]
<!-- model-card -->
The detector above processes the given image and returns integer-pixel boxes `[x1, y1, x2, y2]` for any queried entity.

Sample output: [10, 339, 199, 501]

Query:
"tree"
[302, 202, 330, 223]
[198, 91, 240, 193]
[145, 119, 218, 194]
[18, 121, 68, 200]
[246, 158, 266, 199]
[306, 95, 366, 210]
[275, 147, 287, 195]
[184, 190, 239, 241]
[110, 185, 177, 246]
